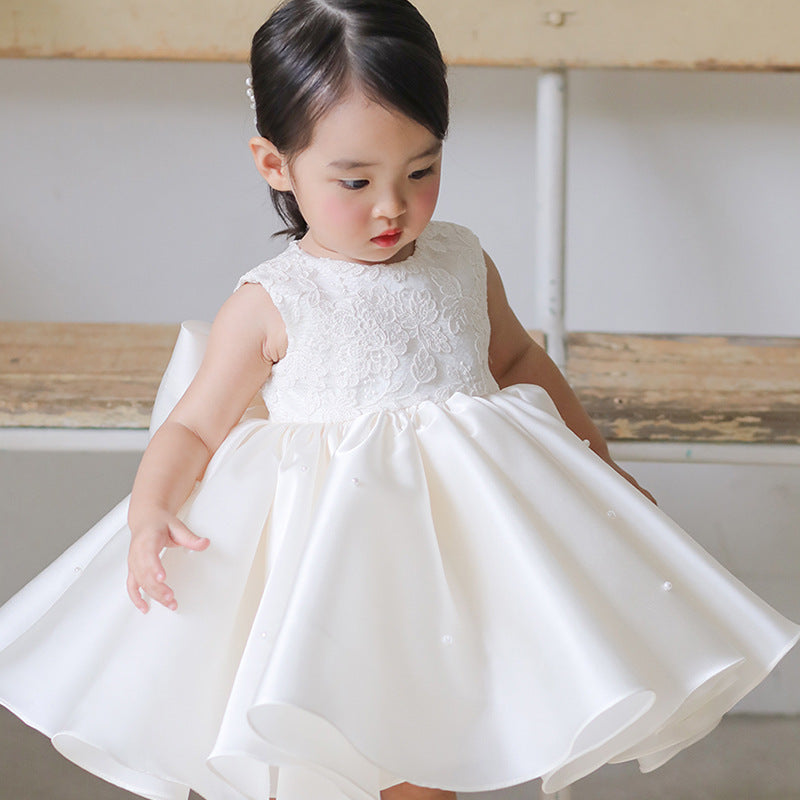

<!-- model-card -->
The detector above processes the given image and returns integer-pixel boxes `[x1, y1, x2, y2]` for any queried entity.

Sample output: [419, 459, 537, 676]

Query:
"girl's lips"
[371, 230, 402, 248]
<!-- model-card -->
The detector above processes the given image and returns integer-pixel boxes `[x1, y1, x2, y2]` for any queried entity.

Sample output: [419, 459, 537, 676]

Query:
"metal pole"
[534, 68, 568, 372]
[534, 65, 573, 800]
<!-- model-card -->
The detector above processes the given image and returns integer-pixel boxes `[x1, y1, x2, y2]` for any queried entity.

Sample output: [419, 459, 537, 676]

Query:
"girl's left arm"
[484, 250, 657, 505]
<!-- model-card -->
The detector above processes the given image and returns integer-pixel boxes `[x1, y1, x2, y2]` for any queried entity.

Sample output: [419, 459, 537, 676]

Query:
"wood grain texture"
[0, 322, 178, 428]
[2, 323, 798, 443]
[566, 332, 800, 444]
[2, 0, 800, 69]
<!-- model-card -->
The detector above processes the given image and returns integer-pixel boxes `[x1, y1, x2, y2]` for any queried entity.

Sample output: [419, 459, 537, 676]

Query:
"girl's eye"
[339, 179, 369, 191]
[410, 166, 434, 180]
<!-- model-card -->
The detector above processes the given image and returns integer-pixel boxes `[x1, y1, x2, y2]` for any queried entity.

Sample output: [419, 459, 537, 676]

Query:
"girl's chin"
[299, 233, 415, 265]
[381, 240, 415, 264]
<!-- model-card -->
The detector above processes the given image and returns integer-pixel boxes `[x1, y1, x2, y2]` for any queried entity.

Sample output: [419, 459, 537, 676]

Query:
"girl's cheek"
[322, 193, 366, 225]
[418, 179, 441, 214]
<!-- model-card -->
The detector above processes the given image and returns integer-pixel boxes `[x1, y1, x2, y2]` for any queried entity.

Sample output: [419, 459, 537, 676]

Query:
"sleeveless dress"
[0, 220, 798, 800]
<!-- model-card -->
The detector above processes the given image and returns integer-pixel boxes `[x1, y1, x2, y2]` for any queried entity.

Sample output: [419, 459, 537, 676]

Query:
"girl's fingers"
[168, 519, 210, 551]
[609, 461, 658, 506]
[138, 574, 178, 612]
[142, 565, 177, 610]
[127, 518, 208, 613]
[128, 553, 177, 611]
[146, 550, 166, 582]
[126, 570, 149, 614]
[156, 588, 178, 612]
[635, 483, 657, 505]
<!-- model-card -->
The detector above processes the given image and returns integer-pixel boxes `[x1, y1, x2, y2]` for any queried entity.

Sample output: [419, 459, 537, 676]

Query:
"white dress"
[0, 221, 797, 800]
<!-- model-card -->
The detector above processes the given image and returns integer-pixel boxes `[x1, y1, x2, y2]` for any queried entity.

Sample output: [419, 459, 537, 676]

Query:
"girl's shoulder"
[426, 219, 481, 246]
[230, 250, 293, 365]
[234, 242, 300, 304]
[424, 220, 484, 263]
[423, 220, 485, 269]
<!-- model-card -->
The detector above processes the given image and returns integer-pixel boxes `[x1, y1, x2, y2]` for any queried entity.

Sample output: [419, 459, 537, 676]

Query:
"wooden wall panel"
[2, 0, 800, 69]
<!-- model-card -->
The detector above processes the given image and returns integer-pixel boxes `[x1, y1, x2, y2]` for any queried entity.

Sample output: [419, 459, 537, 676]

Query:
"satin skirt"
[0, 322, 798, 800]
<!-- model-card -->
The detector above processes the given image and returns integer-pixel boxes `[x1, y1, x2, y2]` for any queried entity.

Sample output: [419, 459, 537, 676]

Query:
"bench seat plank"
[567, 332, 800, 443]
[0, 322, 177, 429]
[1, 323, 798, 443]
[3, 1, 800, 70]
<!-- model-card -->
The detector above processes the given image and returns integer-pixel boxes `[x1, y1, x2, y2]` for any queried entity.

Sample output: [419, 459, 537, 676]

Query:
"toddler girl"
[1, 2, 798, 800]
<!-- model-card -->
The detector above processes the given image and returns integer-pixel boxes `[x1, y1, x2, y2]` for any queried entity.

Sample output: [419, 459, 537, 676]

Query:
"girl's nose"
[373, 187, 407, 220]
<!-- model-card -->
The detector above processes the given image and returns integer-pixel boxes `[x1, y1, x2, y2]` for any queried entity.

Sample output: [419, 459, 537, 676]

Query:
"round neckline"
[289, 224, 431, 268]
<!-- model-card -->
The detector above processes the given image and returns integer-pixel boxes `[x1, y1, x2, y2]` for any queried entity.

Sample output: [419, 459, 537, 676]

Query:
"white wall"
[1, 58, 799, 722]
[3, 60, 800, 333]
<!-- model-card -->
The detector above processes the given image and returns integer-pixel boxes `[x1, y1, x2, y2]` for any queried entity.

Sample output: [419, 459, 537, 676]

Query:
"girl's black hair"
[249, 0, 449, 239]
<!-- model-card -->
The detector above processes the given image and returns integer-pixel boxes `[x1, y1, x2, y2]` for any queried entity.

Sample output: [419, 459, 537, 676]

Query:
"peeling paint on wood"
[1, 324, 798, 443]
[565, 332, 800, 444]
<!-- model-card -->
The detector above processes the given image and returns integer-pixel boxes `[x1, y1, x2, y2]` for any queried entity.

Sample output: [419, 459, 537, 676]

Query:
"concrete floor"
[567, 714, 800, 800]
[1, 709, 798, 800]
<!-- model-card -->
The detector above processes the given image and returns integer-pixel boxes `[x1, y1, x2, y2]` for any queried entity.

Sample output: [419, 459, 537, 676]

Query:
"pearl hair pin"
[245, 76, 256, 109]
[245, 76, 258, 128]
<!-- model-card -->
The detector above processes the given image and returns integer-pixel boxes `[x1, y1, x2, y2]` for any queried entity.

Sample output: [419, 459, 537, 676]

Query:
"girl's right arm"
[126, 283, 281, 614]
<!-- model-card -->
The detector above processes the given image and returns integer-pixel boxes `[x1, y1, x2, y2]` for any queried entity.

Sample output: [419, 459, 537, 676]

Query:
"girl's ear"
[249, 137, 292, 192]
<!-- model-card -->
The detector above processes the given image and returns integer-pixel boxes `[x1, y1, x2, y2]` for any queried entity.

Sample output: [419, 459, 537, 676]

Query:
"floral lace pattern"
[235, 221, 499, 422]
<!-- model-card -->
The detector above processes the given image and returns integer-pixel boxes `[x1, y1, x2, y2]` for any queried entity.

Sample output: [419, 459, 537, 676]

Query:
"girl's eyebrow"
[411, 142, 443, 161]
[327, 142, 442, 170]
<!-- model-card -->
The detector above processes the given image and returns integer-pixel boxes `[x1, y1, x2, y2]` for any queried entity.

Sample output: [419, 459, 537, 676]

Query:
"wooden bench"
[2, 322, 797, 447]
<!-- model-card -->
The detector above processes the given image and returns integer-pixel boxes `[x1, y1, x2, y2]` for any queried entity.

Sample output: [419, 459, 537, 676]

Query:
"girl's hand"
[125, 284, 276, 615]
[607, 460, 658, 506]
[126, 511, 210, 614]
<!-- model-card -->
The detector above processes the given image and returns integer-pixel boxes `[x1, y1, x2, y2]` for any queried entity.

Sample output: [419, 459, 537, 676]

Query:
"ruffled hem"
[0, 383, 798, 800]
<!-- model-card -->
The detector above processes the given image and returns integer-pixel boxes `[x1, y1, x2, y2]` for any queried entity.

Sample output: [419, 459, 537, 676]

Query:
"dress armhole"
[234, 270, 291, 366]
[462, 227, 489, 312]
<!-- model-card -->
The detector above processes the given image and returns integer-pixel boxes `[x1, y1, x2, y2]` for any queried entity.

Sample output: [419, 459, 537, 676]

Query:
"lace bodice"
[235, 221, 499, 423]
